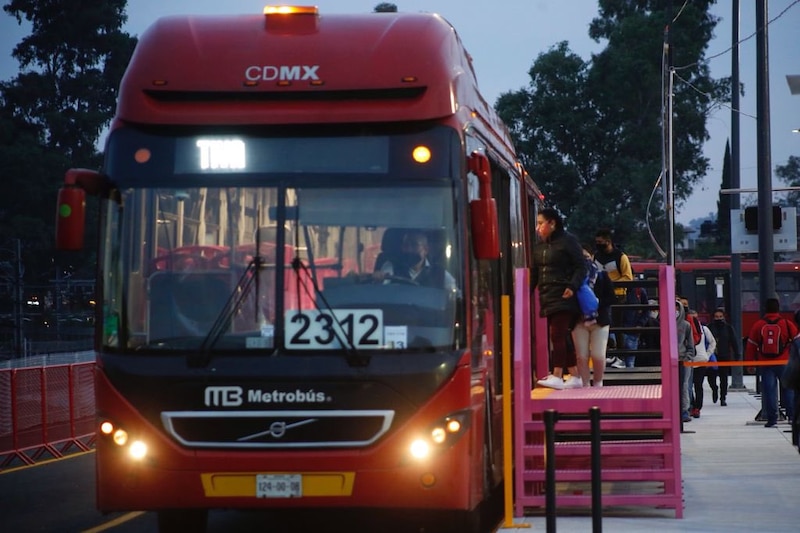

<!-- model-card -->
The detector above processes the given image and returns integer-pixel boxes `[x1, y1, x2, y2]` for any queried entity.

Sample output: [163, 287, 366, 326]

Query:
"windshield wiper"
[290, 257, 370, 367]
[187, 255, 262, 368]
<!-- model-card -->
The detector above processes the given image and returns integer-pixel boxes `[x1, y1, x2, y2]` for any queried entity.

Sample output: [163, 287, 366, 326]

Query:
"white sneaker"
[563, 375, 583, 389]
[610, 357, 626, 369]
[536, 375, 564, 390]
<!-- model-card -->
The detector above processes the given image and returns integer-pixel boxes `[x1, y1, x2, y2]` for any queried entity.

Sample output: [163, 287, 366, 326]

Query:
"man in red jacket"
[745, 297, 799, 427]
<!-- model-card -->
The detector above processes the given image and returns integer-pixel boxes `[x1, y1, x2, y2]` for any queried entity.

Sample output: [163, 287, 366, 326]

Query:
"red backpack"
[760, 318, 786, 358]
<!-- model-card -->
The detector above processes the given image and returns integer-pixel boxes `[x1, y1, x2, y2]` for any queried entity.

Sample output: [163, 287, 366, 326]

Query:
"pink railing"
[0, 362, 95, 468]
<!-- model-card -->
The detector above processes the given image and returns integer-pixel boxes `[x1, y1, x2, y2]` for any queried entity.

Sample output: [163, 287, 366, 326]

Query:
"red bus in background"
[54, 7, 541, 532]
[632, 260, 800, 333]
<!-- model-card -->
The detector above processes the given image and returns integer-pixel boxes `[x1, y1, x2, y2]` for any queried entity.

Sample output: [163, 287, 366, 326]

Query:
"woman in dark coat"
[531, 208, 586, 389]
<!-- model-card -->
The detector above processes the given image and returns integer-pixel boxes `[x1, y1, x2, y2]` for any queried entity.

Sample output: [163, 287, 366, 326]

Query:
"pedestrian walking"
[707, 307, 741, 406]
[745, 297, 798, 428]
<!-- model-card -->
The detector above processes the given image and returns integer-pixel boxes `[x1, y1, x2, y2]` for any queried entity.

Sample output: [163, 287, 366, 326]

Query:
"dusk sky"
[1, 0, 798, 225]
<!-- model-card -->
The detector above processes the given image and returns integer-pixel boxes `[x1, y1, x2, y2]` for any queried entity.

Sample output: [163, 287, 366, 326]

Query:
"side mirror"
[468, 151, 499, 260]
[55, 168, 106, 250]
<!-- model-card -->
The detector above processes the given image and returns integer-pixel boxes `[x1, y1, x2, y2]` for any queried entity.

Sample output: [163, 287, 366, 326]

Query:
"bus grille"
[160, 409, 394, 449]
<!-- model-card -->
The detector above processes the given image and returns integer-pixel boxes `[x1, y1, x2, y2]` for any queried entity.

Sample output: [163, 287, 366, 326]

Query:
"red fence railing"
[0, 362, 95, 469]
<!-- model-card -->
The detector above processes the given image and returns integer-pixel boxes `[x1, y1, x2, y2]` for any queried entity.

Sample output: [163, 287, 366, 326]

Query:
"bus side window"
[742, 293, 759, 311]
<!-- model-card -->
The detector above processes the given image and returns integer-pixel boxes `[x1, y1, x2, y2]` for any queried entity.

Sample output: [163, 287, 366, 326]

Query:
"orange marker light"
[134, 148, 151, 164]
[412, 146, 431, 164]
[264, 5, 319, 15]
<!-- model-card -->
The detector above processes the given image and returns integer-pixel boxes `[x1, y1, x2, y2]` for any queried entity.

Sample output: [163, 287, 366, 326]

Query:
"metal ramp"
[512, 266, 683, 518]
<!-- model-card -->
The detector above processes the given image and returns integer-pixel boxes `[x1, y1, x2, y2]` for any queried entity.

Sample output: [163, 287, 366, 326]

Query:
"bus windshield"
[101, 184, 462, 354]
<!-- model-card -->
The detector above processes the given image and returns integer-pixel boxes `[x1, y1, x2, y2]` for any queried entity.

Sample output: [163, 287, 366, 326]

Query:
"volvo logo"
[237, 418, 318, 442]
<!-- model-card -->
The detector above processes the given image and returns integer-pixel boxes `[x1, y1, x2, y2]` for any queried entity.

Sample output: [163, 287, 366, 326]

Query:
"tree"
[0, 0, 136, 281]
[496, 0, 728, 257]
[716, 140, 732, 247]
[776, 155, 800, 207]
[374, 3, 398, 12]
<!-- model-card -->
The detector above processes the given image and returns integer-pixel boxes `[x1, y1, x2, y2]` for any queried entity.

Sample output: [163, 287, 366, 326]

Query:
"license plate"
[256, 474, 302, 498]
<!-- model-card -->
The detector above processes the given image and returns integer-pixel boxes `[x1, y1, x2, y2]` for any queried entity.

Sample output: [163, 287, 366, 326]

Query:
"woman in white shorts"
[572, 248, 617, 387]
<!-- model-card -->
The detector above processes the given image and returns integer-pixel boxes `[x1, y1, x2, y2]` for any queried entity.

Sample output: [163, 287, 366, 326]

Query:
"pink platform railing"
[513, 265, 683, 518]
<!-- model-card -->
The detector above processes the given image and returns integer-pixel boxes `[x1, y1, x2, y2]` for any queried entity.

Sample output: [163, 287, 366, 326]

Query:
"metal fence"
[0, 361, 96, 468]
[0, 351, 94, 370]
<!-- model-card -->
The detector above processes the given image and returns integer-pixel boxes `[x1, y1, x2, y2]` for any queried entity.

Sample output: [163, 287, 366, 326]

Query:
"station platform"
[499, 375, 800, 532]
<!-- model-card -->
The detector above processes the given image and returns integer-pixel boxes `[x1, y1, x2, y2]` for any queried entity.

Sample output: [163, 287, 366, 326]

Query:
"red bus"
[55, 7, 540, 532]
[632, 260, 800, 334]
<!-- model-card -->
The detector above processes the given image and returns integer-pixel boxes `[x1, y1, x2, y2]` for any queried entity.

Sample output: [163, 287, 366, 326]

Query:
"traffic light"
[743, 205, 782, 232]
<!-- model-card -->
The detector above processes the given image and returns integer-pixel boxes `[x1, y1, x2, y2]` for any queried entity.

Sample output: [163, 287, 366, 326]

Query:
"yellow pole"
[501, 294, 530, 529]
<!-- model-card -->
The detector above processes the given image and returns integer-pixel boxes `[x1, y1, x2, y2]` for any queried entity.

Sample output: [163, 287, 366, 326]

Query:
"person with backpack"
[679, 297, 701, 408]
[745, 297, 799, 428]
[689, 309, 717, 418]
[572, 247, 616, 387]
[576, 254, 600, 326]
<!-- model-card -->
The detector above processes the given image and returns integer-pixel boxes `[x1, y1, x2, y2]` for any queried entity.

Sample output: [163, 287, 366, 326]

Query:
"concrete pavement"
[499, 375, 800, 532]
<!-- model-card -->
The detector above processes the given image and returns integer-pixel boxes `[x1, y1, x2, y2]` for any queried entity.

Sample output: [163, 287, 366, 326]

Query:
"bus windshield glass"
[102, 183, 462, 354]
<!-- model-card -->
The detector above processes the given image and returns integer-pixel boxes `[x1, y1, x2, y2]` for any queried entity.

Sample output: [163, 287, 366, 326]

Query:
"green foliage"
[0, 0, 136, 281]
[776, 155, 800, 207]
[495, 0, 727, 259]
[716, 140, 732, 248]
[374, 3, 398, 12]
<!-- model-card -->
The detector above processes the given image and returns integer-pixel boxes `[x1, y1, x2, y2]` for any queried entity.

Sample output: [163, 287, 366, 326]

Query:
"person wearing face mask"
[593, 228, 633, 288]
[377, 230, 456, 291]
[531, 208, 586, 390]
[706, 307, 741, 406]
[593, 228, 634, 369]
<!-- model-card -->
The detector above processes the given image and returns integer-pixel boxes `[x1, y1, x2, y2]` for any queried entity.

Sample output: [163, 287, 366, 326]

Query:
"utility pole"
[662, 13, 675, 266]
[730, 0, 745, 389]
[755, 0, 775, 308]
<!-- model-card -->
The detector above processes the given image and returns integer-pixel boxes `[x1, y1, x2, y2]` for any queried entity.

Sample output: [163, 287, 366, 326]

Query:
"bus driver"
[376, 230, 457, 292]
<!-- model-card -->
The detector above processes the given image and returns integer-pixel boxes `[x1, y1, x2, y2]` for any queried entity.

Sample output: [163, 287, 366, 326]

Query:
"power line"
[670, 0, 689, 24]
[671, 0, 690, 24]
[672, 70, 758, 120]
[673, 0, 800, 71]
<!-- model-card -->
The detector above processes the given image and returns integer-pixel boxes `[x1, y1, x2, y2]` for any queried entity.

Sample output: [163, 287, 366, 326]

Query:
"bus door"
[684, 270, 728, 323]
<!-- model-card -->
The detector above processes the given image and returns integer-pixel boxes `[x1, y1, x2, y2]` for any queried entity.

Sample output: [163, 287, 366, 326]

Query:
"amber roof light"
[264, 5, 319, 16]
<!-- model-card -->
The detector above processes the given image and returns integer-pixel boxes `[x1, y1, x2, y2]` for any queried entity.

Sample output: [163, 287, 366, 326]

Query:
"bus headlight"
[113, 429, 128, 446]
[99, 419, 149, 461]
[129, 441, 148, 461]
[408, 410, 471, 461]
[410, 439, 431, 459]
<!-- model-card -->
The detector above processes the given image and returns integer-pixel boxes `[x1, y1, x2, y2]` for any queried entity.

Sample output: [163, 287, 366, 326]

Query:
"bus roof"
[116, 10, 505, 135]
